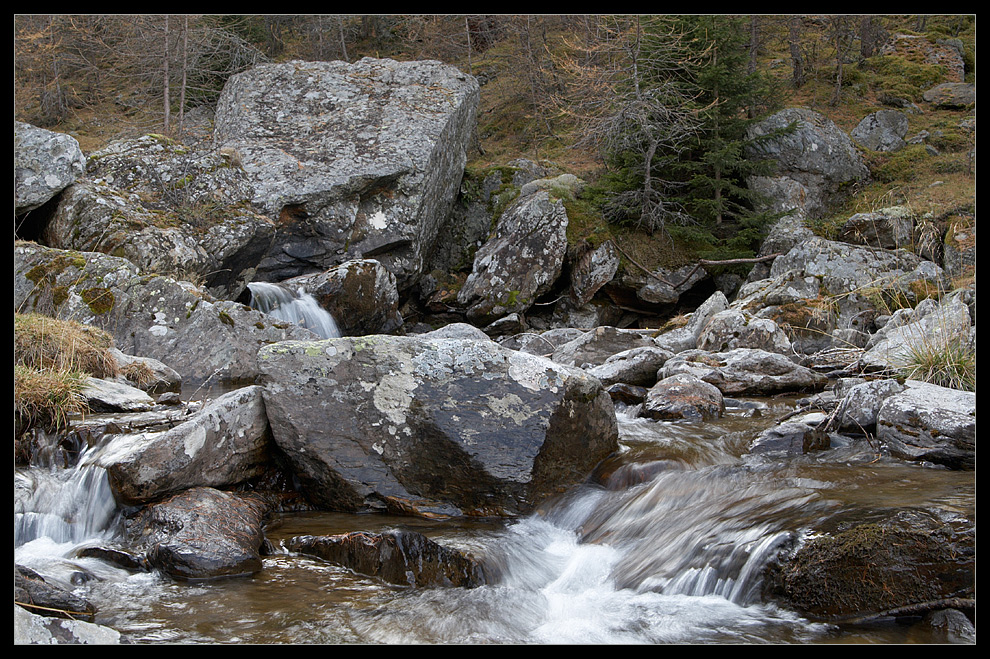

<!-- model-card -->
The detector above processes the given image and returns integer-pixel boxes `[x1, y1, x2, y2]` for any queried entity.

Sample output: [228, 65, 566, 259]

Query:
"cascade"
[248, 281, 342, 339]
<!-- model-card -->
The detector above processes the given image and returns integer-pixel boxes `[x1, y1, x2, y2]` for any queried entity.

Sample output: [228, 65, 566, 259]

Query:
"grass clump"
[14, 364, 88, 432]
[896, 331, 976, 392]
[14, 313, 118, 378]
[14, 313, 119, 432]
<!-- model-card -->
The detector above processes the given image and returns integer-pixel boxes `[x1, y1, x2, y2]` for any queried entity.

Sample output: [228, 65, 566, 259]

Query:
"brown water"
[15, 399, 975, 644]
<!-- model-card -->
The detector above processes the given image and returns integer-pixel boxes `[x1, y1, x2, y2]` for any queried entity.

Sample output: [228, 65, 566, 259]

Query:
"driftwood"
[613, 241, 781, 291]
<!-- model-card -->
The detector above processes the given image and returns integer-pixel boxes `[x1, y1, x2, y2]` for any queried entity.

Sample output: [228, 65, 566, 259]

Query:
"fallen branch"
[613, 241, 781, 291]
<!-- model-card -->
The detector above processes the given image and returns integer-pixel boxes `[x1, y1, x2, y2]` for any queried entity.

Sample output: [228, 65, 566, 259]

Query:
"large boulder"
[457, 190, 569, 324]
[746, 108, 869, 219]
[14, 121, 86, 217]
[257, 334, 618, 517]
[14, 242, 318, 385]
[213, 58, 480, 288]
[94, 386, 274, 505]
[43, 136, 276, 300]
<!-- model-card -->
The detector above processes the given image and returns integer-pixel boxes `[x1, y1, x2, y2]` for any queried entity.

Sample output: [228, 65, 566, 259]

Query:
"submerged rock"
[288, 530, 489, 588]
[763, 508, 975, 622]
[257, 334, 618, 516]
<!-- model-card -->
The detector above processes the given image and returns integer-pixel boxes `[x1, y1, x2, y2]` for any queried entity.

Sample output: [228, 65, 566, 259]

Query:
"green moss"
[80, 287, 115, 315]
[218, 309, 235, 326]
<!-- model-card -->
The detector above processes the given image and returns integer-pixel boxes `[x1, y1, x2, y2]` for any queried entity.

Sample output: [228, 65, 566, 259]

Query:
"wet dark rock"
[284, 259, 402, 336]
[287, 530, 489, 588]
[605, 383, 649, 406]
[14, 565, 96, 622]
[763, 508, 975, 622]
[126, 487, 270, 581]
[749, 420, 831, 457]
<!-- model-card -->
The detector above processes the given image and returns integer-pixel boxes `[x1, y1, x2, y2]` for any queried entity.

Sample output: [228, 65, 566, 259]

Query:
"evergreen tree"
[667, 16, 789, 257]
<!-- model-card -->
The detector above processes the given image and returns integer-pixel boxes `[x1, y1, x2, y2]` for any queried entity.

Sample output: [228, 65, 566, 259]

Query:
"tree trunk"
[163, 15, 170, 133]
[788, 17, 804, 88]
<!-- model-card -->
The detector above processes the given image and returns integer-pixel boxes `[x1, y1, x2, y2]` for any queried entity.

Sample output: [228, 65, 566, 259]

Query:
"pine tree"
[663, 16, 791, 259]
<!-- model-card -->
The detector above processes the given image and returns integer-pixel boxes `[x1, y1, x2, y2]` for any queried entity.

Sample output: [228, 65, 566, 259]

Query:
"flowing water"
[14, 399, 974, 644]
[247, 282, 342, 339]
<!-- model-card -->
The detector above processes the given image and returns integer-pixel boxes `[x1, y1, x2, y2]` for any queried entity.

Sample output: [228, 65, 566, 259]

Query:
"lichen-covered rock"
[739, 236, 950, 354]
[654, 291, 729, 354]
[14, 603, 122, 645]
[457, 190, 569, 324]
[569, 240, 620, 306]
[861, 292, 973, 374]
[642, 373, 724, 421]
[80, 377, 155, 414]
[551, 326, 658, 369]
[877, 380, 976, 470]
[837, 206, 916, 249]
[257, 334, 618, 517]
[14, 242, 318, 385]
[661, 348, 827, 396]
[42, 176, 276, 301]
[95, 386, 274, 504]
[14, 121, 86, 216]
[697, 308, 792, 354]
[746, 108, 869, 219]
[834, 378, 906, 433]
[213, 58, 479, 287]
[850, 110, 909, 152]
[587, 346, 674, 388]
[922, 83, 975, 109]
[287, 530, 489, 588]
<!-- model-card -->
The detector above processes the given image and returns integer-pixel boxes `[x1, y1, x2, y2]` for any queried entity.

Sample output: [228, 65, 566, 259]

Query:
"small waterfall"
[14, 440, 122, 585]
[248, 281, 342, 339]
